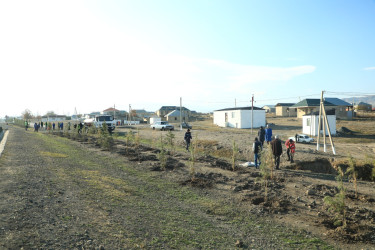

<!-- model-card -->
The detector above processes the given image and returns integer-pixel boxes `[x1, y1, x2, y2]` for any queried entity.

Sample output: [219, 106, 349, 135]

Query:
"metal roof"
[325, 98, 352, 106]
[291, 99, 334, 108]
[214, 106, 264, 112]
[275, 103, 295, 107]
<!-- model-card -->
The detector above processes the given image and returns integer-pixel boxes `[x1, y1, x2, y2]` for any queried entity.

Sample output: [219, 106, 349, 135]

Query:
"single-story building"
[292, 99, 334, 119]
[275, 103, 297, 117]
[213, 106, 266, 129]
[324, 98, 353, 119]
[41, 115, 67, 122]
[292, 98, 352, 119]
[302, 109, 336, 136]
[156, 106, 191, 117]
[165, 110, 189, 123]
[262, 105, 276, 113]
[354, 102, 372, 111]
[150, 116, 161, 124]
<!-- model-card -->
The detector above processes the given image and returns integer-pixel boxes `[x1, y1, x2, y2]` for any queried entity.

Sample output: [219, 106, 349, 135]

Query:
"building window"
[306, 118, 311, 126]
[232, 112, 235, 118]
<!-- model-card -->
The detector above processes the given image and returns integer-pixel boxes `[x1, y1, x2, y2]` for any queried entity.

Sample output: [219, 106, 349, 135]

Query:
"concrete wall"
[297, 107, 319, 118]
[332, 106, 351, 119]
[165, 114, 189, 123]
[213, 109, 266, 129]
[276, 106, 297, 117]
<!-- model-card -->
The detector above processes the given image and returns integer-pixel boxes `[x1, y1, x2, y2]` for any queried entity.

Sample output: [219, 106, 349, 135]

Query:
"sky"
[1, 0, 375, 117]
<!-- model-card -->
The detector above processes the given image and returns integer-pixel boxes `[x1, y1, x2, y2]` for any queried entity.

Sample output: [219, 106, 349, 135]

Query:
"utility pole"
[128, 104, 132, 125]
[316, 91, 336, 155]
[235, 98, 237, 108]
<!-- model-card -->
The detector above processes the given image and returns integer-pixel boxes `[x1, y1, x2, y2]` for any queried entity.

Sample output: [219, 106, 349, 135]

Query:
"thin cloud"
[363, 67, 375, 71]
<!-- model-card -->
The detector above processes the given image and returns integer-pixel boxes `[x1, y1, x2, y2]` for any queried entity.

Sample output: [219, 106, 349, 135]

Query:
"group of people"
[184, 124, 295, 171]
[252, 125, 296, 170]
[24, 121, 70, 132]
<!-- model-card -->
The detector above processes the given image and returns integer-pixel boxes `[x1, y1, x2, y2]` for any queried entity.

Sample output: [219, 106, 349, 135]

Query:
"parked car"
[288, 134, 314, 143]
[180, 122, 192, 129]
[150, 121, 174, 131]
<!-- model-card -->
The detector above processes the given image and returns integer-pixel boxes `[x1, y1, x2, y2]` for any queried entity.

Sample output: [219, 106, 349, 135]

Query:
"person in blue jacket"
[265, 124, 273, 144]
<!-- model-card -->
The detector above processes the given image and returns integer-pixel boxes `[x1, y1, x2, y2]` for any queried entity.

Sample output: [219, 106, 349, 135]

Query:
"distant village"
[5, 97, 375, 135]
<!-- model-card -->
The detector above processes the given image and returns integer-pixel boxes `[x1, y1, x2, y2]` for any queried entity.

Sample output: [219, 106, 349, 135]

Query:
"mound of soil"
[337, 127, 354, 135]
[291, 158, 336, 174]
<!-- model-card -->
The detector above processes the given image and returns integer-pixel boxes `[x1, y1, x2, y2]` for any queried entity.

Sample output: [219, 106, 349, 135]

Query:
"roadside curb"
[0, 130, 9, 157]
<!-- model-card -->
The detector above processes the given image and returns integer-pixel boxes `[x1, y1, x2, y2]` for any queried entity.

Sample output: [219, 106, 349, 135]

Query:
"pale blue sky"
[0, 0, 374, 116]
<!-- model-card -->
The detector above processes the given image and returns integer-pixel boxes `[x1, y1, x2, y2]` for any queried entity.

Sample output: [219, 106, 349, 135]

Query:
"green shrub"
[98, 123, 114, 151]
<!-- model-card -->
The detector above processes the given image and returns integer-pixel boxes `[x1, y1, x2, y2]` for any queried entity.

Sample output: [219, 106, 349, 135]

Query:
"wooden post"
[317, 91, 324, 151]
[322, 106, 336, 155]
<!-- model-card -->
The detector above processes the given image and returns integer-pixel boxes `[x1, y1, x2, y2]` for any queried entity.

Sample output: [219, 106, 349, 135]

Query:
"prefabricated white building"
[150, 117, 161, 124]
[213, 107, 266, 129]
[302, 111, 336, 136]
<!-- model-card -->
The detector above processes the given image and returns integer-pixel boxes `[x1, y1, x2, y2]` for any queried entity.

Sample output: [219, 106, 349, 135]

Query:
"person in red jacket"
[285, 139, 296, 163]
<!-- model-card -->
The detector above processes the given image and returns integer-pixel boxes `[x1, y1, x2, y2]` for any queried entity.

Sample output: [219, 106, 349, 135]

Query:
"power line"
[325, 91, 375, 96]
[183, 91, 375, 106]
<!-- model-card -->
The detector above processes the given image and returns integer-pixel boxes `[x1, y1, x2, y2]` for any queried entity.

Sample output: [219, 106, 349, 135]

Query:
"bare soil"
[1, 117, 375, 249]
[117, 117, 375, 248]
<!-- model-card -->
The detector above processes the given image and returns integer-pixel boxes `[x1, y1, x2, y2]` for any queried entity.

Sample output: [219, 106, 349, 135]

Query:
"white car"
[151, 121, 174, 131]
[288, 134, 314, 143]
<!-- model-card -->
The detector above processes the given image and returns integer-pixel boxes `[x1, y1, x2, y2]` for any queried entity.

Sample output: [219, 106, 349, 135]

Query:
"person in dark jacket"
[258, 126, 265, 146]
[252, 137, 262, 169]
[271, 135, 283, 170]
[184, 129, 192, 151]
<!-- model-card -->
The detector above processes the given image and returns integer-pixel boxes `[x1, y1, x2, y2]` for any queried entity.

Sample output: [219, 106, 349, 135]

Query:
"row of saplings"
[50, 122, 375, 241]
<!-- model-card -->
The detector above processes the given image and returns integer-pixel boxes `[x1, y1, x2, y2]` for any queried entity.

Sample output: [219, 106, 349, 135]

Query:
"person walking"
[184, 129, 192, 151]
[258, 126, 265, 147]
[265, 124, 272, 144]
[271, 135, 283, 170]
[285, 139, 296, 163]
[252, 137, 262, 169]
[24, 120, 28, 131]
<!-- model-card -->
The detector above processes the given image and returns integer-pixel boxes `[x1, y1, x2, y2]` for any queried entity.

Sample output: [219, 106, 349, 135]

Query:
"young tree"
[324, 167, 347, 227]
[22, 109, 33, 120]
[346, 156, 358, 198]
